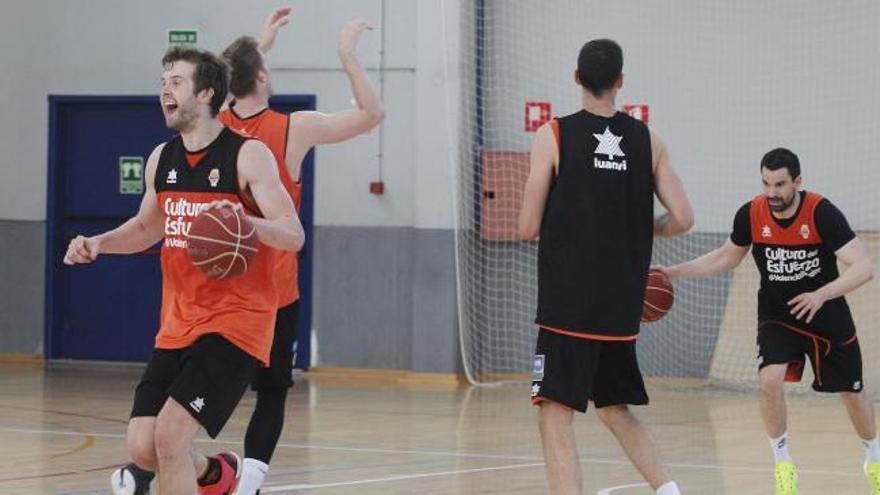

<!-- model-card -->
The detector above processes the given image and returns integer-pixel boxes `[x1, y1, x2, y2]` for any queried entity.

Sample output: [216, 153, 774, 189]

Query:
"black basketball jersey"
[153, 127, 278, 365]
[155, 127, 255, 202]
[535, 110, 654, 339]
[737, 192, 856, 340]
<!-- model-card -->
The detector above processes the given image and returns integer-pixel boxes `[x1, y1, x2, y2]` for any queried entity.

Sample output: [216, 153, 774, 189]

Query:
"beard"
[768, 190, 797, 212]
[166, 102, 198, 132]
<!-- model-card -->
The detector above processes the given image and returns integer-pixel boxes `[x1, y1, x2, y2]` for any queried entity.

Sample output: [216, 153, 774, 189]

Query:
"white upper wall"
[0, 0, 460, 229]
[8, 0, 877, 231]
[414, 0, 459, 230]
[478, 0, 880, 230]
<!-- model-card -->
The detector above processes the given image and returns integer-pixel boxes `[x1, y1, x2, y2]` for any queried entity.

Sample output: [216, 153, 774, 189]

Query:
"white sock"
[655, 481, 681, 495]
[769, 432, 792, 462]
[235, 458, 269, 495]
[862, 436, 880, 464]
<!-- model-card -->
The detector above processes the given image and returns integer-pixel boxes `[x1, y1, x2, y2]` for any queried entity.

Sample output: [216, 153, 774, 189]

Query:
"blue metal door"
[46, 95, 315, 367]
[268, 95, 316, 370]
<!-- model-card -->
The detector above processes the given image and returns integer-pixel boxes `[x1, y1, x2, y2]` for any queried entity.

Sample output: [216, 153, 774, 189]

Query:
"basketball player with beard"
[66, 46, 303, 494]
[217, 8, 384, 494]
[659, 148, 878, 495]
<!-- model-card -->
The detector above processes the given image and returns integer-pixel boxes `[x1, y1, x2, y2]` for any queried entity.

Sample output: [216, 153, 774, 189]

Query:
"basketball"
[186, 205, 259, 280]
[641, 268, 674, 322]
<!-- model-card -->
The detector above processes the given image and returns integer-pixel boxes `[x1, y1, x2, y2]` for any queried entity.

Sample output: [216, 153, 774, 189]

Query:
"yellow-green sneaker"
[865, 461, 880, 494]
[775, 460, 799, 495]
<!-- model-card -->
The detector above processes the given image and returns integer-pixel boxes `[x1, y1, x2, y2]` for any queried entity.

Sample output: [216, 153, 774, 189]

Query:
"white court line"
[259, 462, 545, 492]
[0, 426, 865, 479]
[597, 482, 649, 495]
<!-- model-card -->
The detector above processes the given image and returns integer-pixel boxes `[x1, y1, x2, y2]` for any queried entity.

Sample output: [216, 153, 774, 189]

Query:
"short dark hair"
[162, 46, 228, 116]
[577, 39, 623, 96]
[761, 147, 801, 180]
[222, 36, 263, 98]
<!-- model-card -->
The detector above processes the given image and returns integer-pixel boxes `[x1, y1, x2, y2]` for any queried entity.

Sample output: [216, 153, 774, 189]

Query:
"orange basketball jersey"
[154, 128, 278, 365]
[749, 192, 823, 246]
[220, 106, 301, 307]
[744, 191, 857, 337]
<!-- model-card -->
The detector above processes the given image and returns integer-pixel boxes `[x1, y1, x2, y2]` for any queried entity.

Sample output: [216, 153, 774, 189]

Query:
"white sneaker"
[234, 458, 269, 495]
[110, 464, 150, 495]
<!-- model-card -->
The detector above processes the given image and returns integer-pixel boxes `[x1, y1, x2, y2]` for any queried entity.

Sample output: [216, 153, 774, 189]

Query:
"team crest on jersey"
[208, 168, 220, 188]
[800, 224, 810, 239]
[762, 225, 772, 238]
[592, 126, 627, 171]
[166, 168, 178, 184]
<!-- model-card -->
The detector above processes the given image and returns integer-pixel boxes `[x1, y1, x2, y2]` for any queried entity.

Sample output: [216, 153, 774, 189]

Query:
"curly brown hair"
[161, 46, 229, 116]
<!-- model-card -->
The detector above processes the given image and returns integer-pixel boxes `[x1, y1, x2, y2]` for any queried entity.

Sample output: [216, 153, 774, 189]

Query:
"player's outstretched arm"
[238, 140, 304, 252]
[286, 20, 385, 176]
[518, 123, 557, 240]
[63, 144, 166, 265]
[788, 237, 875, 323]
[651, 131, 694, 237]
[660, 239, 750, 280]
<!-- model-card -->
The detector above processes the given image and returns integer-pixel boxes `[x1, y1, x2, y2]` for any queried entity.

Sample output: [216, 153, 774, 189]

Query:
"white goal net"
[453, 0, 880, 391]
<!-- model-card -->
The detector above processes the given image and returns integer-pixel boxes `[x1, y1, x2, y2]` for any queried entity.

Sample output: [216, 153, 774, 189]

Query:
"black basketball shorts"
[531, 327, 649, 412]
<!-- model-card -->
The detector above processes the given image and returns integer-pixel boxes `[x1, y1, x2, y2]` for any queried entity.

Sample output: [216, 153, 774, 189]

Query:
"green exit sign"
[119, 156, 144, 195]
[168, 29, 198, 46]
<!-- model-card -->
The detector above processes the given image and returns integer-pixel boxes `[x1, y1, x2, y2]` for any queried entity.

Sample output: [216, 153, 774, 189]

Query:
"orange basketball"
[641, 268, 674, 322]
[186, 205, 259, 280]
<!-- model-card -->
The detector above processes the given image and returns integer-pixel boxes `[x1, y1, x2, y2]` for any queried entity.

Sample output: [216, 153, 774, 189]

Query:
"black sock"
[197, 457, 221, 486]
[244, 387, 288, 464]
[120, 463, 154, 495]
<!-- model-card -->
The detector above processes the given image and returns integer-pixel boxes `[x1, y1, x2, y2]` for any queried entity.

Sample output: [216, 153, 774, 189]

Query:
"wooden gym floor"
[0, 361, 875, 494]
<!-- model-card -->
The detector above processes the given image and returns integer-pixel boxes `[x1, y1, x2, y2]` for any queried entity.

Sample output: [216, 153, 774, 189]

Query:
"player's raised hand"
[338, 20, 373, 57]
[63, 235, 101, 265]
[259, 6, 292, 54]
[788, 290, 828, 323]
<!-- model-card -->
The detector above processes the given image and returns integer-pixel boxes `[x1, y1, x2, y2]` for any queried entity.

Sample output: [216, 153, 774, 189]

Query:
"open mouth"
[163, 102, 179, 115]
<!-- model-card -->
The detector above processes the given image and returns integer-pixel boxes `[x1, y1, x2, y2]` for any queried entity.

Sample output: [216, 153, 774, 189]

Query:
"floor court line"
[0, 463, 119, 484]
[0, 425, 865, 481]
[0, 425, 545, 462]
[596, 482, 649, 495]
